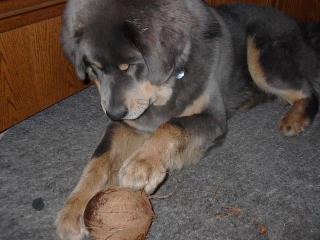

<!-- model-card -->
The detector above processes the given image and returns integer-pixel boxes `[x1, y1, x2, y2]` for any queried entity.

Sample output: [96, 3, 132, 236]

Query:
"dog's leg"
[119, 113, 227, 194]
[56, 122, 149, 240]
[247, 36, 319, 136]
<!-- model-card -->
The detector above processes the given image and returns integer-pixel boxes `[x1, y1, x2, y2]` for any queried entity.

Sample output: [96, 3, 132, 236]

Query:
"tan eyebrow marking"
[118, 64, 129, 71]
[93, 62, 103, 69]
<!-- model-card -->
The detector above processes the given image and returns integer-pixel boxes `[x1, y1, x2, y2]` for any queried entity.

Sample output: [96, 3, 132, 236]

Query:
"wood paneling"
[0, 3, 65, 33]
[211, 0, 274, 6]
[0, 17, 83, 131]
[274, 0, 320, 22]
[0, 0, 53, 15]
[210, 0, 320, 22]
[0, 0, 65, 19]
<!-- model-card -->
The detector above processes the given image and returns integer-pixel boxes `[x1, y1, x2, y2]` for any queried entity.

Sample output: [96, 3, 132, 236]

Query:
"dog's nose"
[105, 107, 128, 121]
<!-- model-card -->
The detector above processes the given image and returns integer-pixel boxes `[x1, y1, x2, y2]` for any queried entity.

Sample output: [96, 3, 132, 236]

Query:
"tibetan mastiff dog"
[56, 0, 320, 239]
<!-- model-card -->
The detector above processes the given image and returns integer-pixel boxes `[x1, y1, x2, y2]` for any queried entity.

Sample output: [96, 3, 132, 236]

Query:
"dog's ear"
[145, 25, 190, 84]
[61, 21, 88, 82]
[74, 49, 88, 82]
[61, 0, 93, 82]
[125, 21, 190, 84]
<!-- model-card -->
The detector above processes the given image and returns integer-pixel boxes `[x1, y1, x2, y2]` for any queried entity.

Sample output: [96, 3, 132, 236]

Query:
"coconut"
[84, 187, 154, 240]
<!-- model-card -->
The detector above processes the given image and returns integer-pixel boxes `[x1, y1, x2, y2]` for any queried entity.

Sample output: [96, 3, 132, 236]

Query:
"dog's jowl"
[56, 1, 320, 239]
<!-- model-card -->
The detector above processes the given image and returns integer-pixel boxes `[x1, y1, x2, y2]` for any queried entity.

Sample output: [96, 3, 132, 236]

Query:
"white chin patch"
[123, 106, 149, 120]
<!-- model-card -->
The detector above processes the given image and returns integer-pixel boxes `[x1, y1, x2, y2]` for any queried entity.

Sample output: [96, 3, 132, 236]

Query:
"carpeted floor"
[1, 86, 320, 240]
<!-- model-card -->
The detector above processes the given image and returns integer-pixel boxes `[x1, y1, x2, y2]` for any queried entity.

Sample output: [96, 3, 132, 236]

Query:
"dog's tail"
[300, 22, 320, 102]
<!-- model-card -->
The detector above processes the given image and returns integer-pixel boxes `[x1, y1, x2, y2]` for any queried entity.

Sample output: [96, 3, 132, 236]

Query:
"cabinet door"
[0, 16, 83, 131]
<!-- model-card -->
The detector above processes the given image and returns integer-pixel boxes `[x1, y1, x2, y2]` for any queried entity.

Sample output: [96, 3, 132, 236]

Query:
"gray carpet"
[1, 86, 320, 240]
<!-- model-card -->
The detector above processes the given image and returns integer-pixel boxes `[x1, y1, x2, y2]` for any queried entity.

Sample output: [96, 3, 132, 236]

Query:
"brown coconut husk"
[84, 187, 154, 240]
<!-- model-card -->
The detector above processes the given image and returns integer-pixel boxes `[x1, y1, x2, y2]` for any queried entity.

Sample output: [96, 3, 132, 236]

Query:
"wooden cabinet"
[0, 0, 84, 132]
[1, 0, 320, 132]
[207, 0, 320, 22]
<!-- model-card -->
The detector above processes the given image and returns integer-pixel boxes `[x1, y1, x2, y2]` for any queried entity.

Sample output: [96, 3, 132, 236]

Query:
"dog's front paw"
[119, 153, 167, 194]
[56, 204, 88, 240]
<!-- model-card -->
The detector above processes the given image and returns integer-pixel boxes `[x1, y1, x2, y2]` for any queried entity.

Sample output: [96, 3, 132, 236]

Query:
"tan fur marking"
[122, 124, 187, 170]
[56, 124, 149, 239]
[124, 81, 173, 119]
[247, 37, 270, 93]
[118, 63, 129, 71]
[279, 98, 311, 137]
[124, 82, 155, 119]
[138, 81, 173, 106]
[140, 81, 156, 98]
[157, 124, 204, 169]
[124, 120, 147, 132]
[129, 81, 173, 106]
[118, 124, 184, 193]
[154, 84, 173, 106]
[108, 125, 149, 183]
[247, 37, 308, 104]
[278, 90, 308, 104]
[119, 123, 205, 193]
[148, 124, 205, 169]
[93, 79, 101, 94]
[180, 94, 209, 117]
[93, 62, 103, 69]
[147, 124, 187, 156]
[247, 37, 312, 137]
[56, 152, 110, 240]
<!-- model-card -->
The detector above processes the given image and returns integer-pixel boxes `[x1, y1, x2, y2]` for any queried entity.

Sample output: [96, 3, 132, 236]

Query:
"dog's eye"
[118, 64, 130, 71]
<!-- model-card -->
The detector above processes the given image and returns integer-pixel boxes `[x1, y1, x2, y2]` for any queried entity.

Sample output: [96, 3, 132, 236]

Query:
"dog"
[56, 1, 320, 239]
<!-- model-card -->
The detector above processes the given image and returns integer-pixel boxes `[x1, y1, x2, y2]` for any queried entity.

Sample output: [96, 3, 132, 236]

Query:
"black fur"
[305, 94, 319, 122]
[92, 124, 117, 158]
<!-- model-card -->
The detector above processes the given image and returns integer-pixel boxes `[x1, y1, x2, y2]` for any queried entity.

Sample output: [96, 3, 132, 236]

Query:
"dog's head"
[61, 0, 206, 120]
